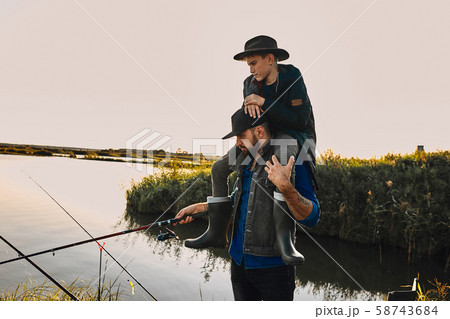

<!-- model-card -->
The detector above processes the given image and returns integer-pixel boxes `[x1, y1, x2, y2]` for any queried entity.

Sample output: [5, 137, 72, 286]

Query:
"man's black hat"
[233, 35, 289, 61]
[222, 108, 267, 139]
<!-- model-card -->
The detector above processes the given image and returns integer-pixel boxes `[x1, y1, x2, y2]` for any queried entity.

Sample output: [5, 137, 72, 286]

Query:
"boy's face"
[245, 54, 274, 83]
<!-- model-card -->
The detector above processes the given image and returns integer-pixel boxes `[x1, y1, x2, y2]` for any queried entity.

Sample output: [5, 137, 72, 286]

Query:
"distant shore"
[0, 142, 217, 167]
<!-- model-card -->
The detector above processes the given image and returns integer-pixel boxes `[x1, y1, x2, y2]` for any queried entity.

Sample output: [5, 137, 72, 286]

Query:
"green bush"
[313, 150, 449, 259]
[125, 151, 449, 259]
[126, 168, 212, 216]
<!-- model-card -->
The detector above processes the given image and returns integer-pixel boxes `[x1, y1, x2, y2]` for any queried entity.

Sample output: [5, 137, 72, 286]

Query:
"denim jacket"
[229, 132, 298, 257]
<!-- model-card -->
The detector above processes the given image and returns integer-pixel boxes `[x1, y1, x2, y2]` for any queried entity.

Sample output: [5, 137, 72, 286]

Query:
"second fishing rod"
[0, 211, 208, 267]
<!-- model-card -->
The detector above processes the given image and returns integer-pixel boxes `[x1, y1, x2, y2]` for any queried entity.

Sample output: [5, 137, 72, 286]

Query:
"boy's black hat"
[233, 35, 289, 61]
[222, 108, 267, 139]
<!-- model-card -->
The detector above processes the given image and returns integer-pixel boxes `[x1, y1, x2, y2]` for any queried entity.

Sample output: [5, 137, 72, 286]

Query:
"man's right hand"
[174, 202, 206, 225]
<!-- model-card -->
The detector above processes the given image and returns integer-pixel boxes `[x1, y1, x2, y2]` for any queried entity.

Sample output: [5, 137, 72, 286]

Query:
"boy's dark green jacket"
[243, 64, 318, 188]
[243, 64, 317, 162]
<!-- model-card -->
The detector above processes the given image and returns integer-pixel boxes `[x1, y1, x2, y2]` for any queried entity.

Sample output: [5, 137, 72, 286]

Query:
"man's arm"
[265, 155, 313, 220]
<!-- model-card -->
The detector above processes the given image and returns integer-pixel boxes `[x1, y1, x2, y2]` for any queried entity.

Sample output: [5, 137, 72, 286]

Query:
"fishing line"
[86, 177, 202, 297]
[22, 171, 157, 301]
[0, 235, 79, 301]
[97, 242, 105, 301]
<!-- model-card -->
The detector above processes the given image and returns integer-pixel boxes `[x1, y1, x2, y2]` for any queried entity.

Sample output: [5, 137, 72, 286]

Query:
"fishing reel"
[157, 228, 179, 241]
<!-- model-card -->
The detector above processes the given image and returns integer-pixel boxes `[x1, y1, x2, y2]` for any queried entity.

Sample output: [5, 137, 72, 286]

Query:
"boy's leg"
[211, 147, 236, 197]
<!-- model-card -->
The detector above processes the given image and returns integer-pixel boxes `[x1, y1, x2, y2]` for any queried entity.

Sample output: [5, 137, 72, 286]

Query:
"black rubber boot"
[273, 192, 305, 265]
[185, 197, 232, 249]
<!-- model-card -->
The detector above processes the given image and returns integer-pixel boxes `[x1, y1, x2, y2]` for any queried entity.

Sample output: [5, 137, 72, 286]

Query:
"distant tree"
[33, 149, 53, 156]
[84, 151, 99, 159]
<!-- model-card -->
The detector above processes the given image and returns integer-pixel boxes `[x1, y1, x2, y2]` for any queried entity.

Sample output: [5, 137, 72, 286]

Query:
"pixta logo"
[126, 128, 172, 173]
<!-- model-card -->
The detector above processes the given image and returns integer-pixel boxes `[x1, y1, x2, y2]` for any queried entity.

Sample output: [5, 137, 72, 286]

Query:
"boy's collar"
[252, 73, 279, 92]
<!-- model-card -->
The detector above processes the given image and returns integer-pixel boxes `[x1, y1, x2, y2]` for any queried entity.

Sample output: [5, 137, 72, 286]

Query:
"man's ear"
[256, 126, 264, 138]
[267, 53, 275, 65]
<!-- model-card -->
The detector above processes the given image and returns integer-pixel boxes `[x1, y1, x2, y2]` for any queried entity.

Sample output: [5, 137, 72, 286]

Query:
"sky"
[0, 0, 449, 158]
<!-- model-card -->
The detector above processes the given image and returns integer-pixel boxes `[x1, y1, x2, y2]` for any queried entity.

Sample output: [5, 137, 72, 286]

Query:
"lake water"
[0, 154, 447, 301]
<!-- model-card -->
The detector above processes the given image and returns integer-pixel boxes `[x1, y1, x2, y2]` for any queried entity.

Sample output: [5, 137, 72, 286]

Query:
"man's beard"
[238, 132, 260, 155]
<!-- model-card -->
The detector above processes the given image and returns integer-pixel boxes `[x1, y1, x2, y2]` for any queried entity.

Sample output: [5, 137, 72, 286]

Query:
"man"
[176, 108, 319, 301]
[182, 36, 319, 266]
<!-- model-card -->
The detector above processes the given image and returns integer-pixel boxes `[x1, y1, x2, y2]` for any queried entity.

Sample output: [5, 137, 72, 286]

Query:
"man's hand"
[265, 156, 313, 220]
[244, 94, 265, 118]
[174, 202, 206, 225]
[265, 155, 295, 191]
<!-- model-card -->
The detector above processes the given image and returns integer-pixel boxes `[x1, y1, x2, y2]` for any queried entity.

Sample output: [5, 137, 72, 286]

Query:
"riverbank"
[125, 150, 450, 265]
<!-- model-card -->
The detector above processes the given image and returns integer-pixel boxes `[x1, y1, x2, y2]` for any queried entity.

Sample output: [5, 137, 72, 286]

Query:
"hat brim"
[233, 48, 289, 61]
[222, 131, 238, 140]
[222, 115, 268, 140]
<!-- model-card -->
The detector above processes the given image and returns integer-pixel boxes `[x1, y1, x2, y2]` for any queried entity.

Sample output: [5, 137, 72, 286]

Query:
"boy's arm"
[243, 72, 312, 131]
[261, 75, 312, 131]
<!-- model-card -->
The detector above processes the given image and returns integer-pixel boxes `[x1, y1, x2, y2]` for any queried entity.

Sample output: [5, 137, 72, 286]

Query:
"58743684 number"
[376, 305, 438, 316]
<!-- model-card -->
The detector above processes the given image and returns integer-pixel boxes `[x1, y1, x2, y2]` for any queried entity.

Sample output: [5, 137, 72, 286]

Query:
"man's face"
[236, 128, 258, 154]
[246, 54, 273, 82]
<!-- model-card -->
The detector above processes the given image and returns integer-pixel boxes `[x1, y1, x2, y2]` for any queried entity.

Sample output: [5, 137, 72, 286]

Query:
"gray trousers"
[211, 146, 239, 197]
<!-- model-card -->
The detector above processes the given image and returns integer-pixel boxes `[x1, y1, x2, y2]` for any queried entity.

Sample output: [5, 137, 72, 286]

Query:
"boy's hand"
[244, 94, 265, 118]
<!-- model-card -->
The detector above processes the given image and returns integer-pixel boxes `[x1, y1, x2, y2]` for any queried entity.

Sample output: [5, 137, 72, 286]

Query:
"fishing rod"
[23, 172, 158, 301]
[0, 235, 79, 301]
[0, 211, 207, 267]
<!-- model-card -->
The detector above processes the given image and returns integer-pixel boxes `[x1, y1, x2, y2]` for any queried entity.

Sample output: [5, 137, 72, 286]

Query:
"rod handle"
[189, 210, 208, 219]
[172, 210, 208, 223]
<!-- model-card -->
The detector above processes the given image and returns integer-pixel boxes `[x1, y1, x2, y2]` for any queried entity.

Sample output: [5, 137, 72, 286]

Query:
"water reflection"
[119, 210, 230, 284]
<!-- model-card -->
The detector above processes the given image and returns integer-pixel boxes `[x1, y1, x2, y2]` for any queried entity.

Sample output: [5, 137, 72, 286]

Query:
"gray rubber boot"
[273, 192, 305, 265]
[185, 196, 232, 249]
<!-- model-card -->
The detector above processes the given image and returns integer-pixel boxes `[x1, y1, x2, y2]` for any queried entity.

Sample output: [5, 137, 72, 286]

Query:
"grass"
[0, 276, 125, 301]
[125, 166, 213, 216]
[1, 259, 133, 301]
[416, 278, 449, 301]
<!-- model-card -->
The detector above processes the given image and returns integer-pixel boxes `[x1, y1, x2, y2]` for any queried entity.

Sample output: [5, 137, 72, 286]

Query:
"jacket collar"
[247, 64, 299, 96]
